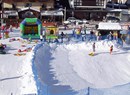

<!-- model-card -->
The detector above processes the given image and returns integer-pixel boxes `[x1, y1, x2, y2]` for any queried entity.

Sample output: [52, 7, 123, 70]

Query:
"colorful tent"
[20, 18, 42, 39]
[42, 22, 58, 39]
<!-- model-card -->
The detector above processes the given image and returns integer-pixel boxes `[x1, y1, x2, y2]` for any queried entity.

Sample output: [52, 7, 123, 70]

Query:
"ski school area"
[0, 18, 130, 95]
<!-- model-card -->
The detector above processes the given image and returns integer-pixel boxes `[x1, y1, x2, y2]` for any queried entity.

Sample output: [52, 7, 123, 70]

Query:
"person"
[81, 31, 86, 41]
[0, 43, 5, 53]
[65, 33, 70, 42]
[72, 28, 76, 37]
[54, 38, 59, 43]
[110, 45, 113, 54]
[0, 43, 4, 50]
[61, 32, 64, 43]
[0, 32, 2, 39]
[90, 30, 94, 40]
[108, 31, 113, 40]
[28, 37, 32, 42]
[9, 25, 13, 32]
[76, 29, 81, 39]
[113, 32, 118, 40]
[92, 42, 96, 52]
[42, 29, 46, 42]
[40, 34, 43, 42]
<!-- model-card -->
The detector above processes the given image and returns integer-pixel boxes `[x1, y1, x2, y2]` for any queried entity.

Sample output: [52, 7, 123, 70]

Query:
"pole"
[88, 87, 90, 95]
[0, 0, 4, 39]
[1, 0, 3, 27]
[64, 7, 66, 21]
[104, 0, 107, 9]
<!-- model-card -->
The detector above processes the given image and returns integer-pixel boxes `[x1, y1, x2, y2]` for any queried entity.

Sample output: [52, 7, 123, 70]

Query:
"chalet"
[0, 0, 64, 26]
[0, 0, 130, 27]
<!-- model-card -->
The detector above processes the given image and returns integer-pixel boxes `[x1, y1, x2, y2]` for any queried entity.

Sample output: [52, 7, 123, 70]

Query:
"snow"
[0, 28, 130, 95]
[0, 28, 37, 95]
[98, 22, 122, 30]
[34, 41, 130, 95]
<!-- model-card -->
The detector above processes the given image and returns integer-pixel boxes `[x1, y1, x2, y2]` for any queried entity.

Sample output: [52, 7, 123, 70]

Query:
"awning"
[98, 22, 122, 30]
[41, 11, 63, 16]
[3, 3, 12, 8]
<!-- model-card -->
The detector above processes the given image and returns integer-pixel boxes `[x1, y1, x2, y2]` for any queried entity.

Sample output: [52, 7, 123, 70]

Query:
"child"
[40, 34, 43, 42]
[92, 42, 96, 52]
[110, 45, 113, 54]
[61, 32, 64, 43]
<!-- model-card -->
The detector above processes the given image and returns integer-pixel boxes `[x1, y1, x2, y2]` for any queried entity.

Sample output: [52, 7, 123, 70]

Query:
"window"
[25, 3, 32, 7]
[74, 0, 82, 6]
[96, 0, 105, 6]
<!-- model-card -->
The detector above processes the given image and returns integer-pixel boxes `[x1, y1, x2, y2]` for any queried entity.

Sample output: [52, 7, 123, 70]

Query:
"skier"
[88, 42, 95, 56]
[110, 45, 113, 54]
[92, 42, 96, 52]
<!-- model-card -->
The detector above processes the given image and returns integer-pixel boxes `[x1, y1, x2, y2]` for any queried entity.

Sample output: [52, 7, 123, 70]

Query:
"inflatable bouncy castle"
[20, 18, 42, 39]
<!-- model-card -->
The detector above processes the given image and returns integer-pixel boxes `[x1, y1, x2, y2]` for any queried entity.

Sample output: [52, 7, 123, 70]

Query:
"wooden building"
[0, 0, 63, 27]
[0, 0, 130, 27]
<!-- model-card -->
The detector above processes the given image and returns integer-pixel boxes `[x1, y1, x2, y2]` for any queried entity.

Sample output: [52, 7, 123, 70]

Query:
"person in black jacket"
[0, 43, 4, 50]
[61, 32, 64, 43]
[0, 43, 6, 54]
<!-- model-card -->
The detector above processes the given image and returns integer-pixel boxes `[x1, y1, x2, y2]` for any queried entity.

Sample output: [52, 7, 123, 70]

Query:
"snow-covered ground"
[34, 41, 130, 95]
[0, 29, 37, 95]
[0, 28, 130, 95]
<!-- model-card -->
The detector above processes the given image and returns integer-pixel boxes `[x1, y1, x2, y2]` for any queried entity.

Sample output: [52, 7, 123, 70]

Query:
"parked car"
[67, 17, 82, 24]
[106, 16, 120, 22]
[63, 20, 71, 25]
[67, 17, 89, 24]
[82, 19, 89, 24]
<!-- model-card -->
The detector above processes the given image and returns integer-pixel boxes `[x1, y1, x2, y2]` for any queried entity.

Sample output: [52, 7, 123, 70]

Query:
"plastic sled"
[14, 53, 26, 56]
[89, 52, 94, 56]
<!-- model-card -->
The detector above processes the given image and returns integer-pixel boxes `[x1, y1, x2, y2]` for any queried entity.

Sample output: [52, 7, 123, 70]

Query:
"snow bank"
[20, 51, 37, 94]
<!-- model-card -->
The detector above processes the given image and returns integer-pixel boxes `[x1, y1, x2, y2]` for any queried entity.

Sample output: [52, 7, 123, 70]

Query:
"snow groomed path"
[32, 41, 130, 95]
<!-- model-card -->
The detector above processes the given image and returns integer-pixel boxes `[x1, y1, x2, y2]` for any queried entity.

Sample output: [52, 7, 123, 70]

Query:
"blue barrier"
[31, 42, 48, 95]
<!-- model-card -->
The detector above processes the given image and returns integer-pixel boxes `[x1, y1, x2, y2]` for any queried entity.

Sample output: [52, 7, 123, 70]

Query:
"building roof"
[98, 22, 122, 30]
[41, 11, 63, 16]
[42, 22, 57, 27]
[18, 7, 40, 12]
[4, 10, 18, 16]
[75, 6, 105, 9]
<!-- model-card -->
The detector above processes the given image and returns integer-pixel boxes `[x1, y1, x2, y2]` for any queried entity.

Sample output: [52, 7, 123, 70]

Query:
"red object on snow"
[23, 49, 27, 52]
[1, 26, 5, 30]
[18, 49, 22, 52]
[0, 33, 2, 39]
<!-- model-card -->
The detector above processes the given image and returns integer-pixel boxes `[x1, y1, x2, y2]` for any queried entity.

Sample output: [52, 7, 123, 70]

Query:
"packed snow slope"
[34, 41, 130, 94]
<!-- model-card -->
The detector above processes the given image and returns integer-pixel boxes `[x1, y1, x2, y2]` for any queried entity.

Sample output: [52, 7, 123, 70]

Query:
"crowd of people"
[0, 25, 13, 39]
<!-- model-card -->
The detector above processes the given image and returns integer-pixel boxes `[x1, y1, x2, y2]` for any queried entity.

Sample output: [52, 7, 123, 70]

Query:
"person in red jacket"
[110, 45, 113, 54]
[0, 32, 2, 39]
